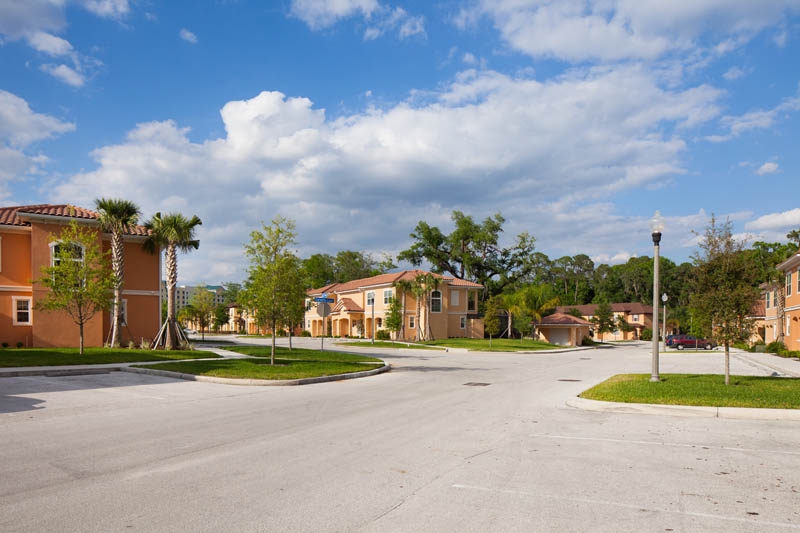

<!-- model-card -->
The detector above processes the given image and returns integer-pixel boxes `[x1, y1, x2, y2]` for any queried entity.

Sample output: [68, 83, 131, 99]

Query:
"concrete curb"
[0, 367, 121, 378]
[121, 363, 391, 386]
[566, 396, 800, 421]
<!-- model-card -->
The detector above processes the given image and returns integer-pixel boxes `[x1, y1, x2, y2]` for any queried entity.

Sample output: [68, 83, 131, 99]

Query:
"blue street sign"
[314, 297, 335, 303]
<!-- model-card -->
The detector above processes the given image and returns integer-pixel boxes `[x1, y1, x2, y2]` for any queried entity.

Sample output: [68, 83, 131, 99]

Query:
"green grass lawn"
[0, 347, 219, 367]
[421, 338, 561, 352]
[580, 373, 800, 409]
[335, 341, 445, 350]
[135, 358, 383, 380]
[190, 339, 236, 345]
[226, 345, 382, 363]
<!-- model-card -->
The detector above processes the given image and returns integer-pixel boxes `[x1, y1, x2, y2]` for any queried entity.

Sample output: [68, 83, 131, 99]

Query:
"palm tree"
[394, 278, 414, 340]
[143, 212, 202, 350]
[95, 198, 141, 347]
[420, 273, 441, 341]
[520, 285, 560, 340]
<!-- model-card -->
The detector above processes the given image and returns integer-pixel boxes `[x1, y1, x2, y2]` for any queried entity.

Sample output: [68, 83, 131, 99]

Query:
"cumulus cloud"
[40, 63, 86, 87]
[0, 90, 74, 201]
[707, 89, 800, 142]
[49, 64, 728, 281]
[455, 0, 800, 62]
[291, 0, 424, 40]
[746, 208, 800, 231]
[25, 30, 73, 55]
[722, 66, 747, 80]
[81, 0, 130, 19]
[179, 28, 198, 44]
[756, 161, 779, 175]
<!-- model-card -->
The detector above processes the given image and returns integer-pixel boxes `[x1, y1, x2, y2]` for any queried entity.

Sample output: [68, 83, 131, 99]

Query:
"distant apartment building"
[304, 270, 484, 341]
[554, 303, 654, 341]
[161, 282, 226, 310]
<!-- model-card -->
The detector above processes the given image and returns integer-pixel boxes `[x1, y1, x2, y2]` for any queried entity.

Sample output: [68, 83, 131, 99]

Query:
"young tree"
[519, 284, 560, 340]
[385, 292, 404, 341]
[591, 302, 615, 338]
[35, 221, 115, 354]
[484, 296, 501, 349]
[213, 304, 229, 332]
[242, 216, 301, 364]
[691, 216, 759, 385]
[616, 315, 633, 338]
[189, 287, 215, 340]
[95, 198, 141, 347]
[143, 212, 202, 350]
[281, 254, 306, 351]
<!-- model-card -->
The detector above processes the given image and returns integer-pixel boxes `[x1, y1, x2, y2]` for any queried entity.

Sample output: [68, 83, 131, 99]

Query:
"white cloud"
[81, 0, 130, 19]
[40, 63, 86, 87]
[179, 28, 198, 44]
[722, 66, 746, 81]
[0, 90, 74, 201]
[51, 64, 726, 281]
[707, 89, 800, 142]
[462, 52, 477, 65]
[26, 30, 73, 55]
[456, 0, 800, 62]
[746, 208, 800, 231]
[755, 161, 779, 175]
[290, 0, 380, 30]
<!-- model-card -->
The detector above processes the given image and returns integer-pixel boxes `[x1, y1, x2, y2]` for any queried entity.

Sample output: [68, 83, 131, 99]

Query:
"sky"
[2, 0, 800, 285]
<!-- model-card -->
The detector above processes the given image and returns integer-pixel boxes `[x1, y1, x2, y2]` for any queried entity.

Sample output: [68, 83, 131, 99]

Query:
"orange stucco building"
[555, 303, 654, 341]
[304, 270, 484, 341]
[0, 205, 161, 348]
[762, 249, 800, 351]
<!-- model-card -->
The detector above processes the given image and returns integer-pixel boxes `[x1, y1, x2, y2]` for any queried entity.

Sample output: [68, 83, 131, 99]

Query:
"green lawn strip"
[420, 338, 561, 352]
[134, 358, 382, 380]
[225, 345, 382, 363]
[580, 373, 800, 409]
[0, 347, 219, 367]
[335, 341, 444, 351]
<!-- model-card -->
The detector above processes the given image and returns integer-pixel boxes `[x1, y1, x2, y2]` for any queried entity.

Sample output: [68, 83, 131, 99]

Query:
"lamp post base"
[649, 375, 661, 382]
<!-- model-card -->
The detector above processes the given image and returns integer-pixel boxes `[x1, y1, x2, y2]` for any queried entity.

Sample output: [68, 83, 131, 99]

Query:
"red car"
[672, 335, 716, 350]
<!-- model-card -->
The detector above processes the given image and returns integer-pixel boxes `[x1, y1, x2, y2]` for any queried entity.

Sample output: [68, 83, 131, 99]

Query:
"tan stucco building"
[555, 303, 654, 341]
[304, 270, 484, 341]
[536, 313, 592, 346]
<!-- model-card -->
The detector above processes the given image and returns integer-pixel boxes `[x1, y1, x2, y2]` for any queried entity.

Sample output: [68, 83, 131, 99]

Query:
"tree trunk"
[79, 322, 85, 355]
[110, 230, 124, 348]
[506, 311, 513, 338]
[489, 334, 492, 349]
[415, 296, 421, 342]
[271, 319, 276, 365]
[165, 243, 178, 350]
[775, 282, 786, 345]
[288, 321, 293, 351]
[724, 342, 730, 386]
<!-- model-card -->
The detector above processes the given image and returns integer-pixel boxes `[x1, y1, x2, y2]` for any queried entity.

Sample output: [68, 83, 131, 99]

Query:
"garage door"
[549, 328, 570, 346]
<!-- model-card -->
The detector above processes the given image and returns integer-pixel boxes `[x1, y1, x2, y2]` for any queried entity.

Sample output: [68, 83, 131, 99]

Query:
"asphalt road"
[1, 339, 799, 532]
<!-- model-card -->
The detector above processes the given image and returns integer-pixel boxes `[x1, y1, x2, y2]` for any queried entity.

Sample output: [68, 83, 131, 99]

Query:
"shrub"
[16, 341, 24, 348]
[732, 341, 749, 351]
[766, 341, 787, 354]
[128, 340, 136, 349]
[376, 330, 391, 340]
[275, 329, 286, 337]
[140, 339, 152, 350]
[300, 330, 312, 337]
[581, 336, 596, 346]
[1, 342, 8, 348]
[641, 328, 652, 341]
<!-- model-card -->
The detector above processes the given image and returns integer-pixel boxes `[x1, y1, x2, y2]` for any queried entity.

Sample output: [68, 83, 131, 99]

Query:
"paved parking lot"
[1, 341, 799, 532]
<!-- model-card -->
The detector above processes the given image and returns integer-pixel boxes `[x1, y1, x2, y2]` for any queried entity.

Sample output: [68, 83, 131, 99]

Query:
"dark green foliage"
[301, 330, 312, 337]
[565, 308, 584, 318]
[591, 302, 615, 335]
[641, 328, 653, 341]
[376, 330, 391, 340]
[766, 341, 787, 354]
[302, 251, 395, 289]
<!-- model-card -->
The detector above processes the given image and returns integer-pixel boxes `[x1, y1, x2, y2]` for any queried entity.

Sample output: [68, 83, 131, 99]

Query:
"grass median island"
[335, 341, 445, 351]
[135, 357, 383, 380]
[0, 347, 219, 367]
[421, 338, 561, 352]
[226, 345, 382, 363]
[580, 373, 800, 409]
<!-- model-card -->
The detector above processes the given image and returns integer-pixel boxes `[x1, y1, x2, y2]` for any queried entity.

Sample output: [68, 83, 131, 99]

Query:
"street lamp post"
[650, 211, 664, 382]
[371, 295, 375, 345]
[662, 292, 668, 353]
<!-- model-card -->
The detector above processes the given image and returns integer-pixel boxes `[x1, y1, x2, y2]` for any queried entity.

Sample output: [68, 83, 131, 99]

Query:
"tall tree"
[95, 198, 141, 347]
[591, 302, 615, 338]
[35, 221, 115, 354]
[303, 253, 336, 288]
[691, 216, 759, 385]
[213, 304, 229, 332]
[143, 212, 202, 350]
[398, 211, 536, 297]
[242, 216, 301, 364]
[787, 229, 800, 248]
[221, 282, 242, 305]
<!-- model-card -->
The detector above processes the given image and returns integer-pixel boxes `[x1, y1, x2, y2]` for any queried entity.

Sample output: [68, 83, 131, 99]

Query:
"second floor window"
[766, 291, 771, 308]
[431, 290, 442, 312]
[632, 314, 639, 322]
[384, 289, 392, 304]
[367, 292, 374, 306]
[467, 292, 475, 311]
[788, 272, 793, 297]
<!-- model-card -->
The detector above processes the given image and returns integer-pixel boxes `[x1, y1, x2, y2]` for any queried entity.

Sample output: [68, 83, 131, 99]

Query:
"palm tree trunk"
[110, 229, 124, 347]
[415, 296, 421, 342]
[165, 243, 178, 350]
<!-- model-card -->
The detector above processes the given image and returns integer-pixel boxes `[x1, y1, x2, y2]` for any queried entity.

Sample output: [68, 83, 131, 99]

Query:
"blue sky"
[2, 0, 800, 284]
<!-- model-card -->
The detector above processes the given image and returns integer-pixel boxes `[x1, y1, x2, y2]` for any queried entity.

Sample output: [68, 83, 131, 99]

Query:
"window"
[12, 296, 32, 326]
[787, 317, 791, 336]
[120, 299, 128, 326]
[467, 292, 476, 311]
[450, 290, 460, 306]
[632, 314, 639, 322]
[383, 289, 392, 305]
[367, 292, 374, 306]
[788, 272, 793, 297]
[305, 299, 312, 311]
[431, 290, 442, 312]
[376, 318, 382, 328]
[797, 269, 799, 294]
[52, 241, 84, 266]
[766, 291, 771, 308]
[409, 316, 415, 329]
[460, 316, 466, 329]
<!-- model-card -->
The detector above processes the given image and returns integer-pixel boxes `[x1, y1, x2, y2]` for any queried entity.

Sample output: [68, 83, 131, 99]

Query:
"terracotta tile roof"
[307, 269, 484, 295]
[332, 297, 364, 313]
[555, 303, 654, 316]
[748, 300, 766, 318]
[0, 204, 150, 236]
[538, 313, 593, 326]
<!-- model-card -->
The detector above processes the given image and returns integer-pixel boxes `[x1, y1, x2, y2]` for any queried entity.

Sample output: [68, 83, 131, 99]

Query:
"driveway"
[1, 342, 799, 532]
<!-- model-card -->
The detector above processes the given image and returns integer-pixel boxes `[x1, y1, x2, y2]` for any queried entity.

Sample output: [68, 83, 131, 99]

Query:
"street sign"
[314, 297, 335, 303]
[316, 302, 331, 317]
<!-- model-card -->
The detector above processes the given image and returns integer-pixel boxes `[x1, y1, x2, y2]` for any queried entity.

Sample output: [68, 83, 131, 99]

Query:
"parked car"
[665, 334, 684, 347]
[672, 335, 716, 350]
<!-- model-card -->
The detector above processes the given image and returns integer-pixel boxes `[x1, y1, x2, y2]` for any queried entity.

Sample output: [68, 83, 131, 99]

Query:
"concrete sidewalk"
[733, 351, 800, 377]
